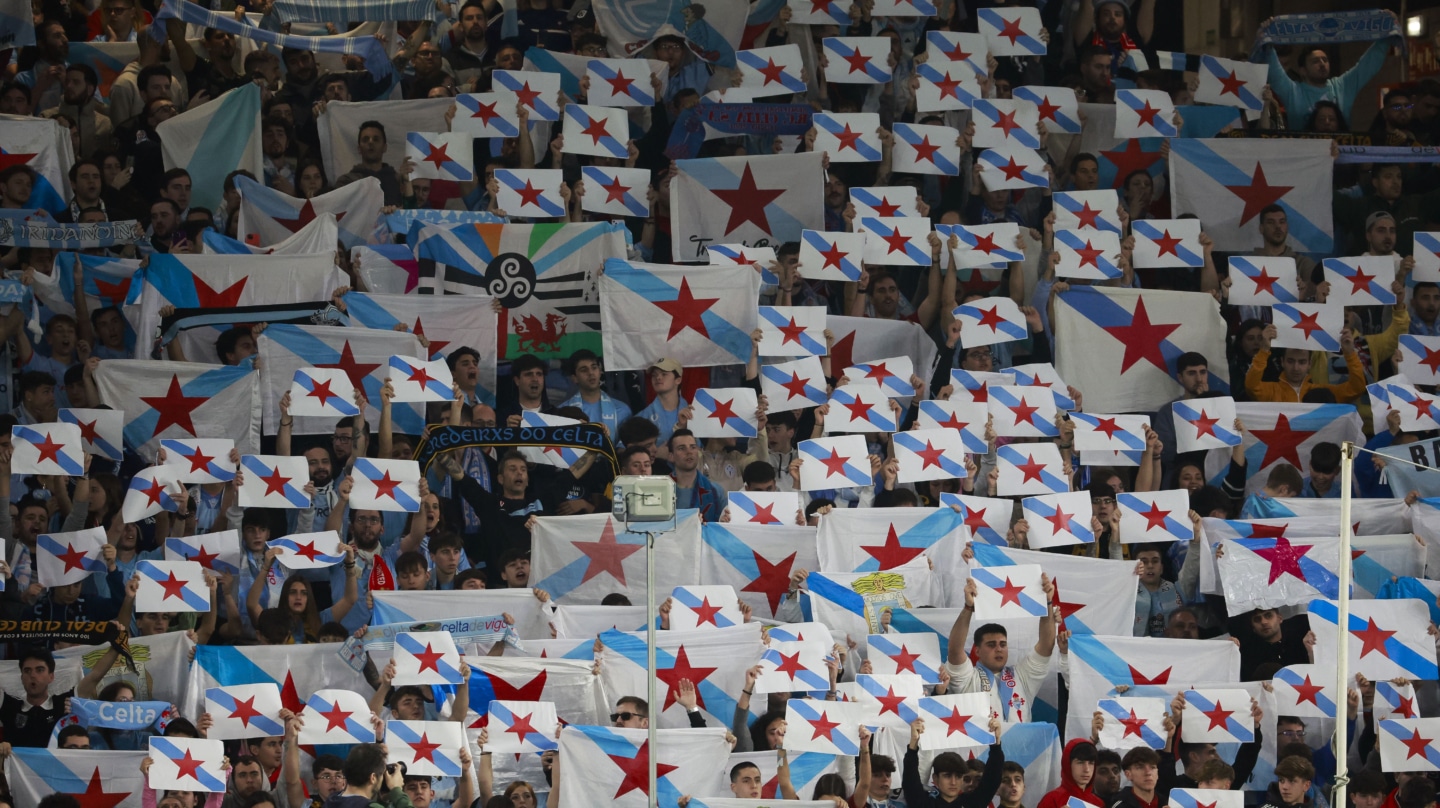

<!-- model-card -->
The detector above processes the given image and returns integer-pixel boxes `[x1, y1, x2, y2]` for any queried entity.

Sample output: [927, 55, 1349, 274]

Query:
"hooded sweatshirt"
[1036, 739, 1106, 808]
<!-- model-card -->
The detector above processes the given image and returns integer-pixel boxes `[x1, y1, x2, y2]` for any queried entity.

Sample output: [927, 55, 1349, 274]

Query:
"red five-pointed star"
[1008, 397, 1040, 426]
[940, 707, 972, 736]
[874, 685, 906, 716]
[142, 375, 207, 437]
[318, 699, 353, 731]
[604, 69, 634, 97]
[1188, 409, 1220, 438]
[1152, 229, 1183, 257]
[909, 135, 941, 164]
[777, 317, 808, 346]
[832, 123, 863, 152]
[1034, 95, 1061, 121]
[74, 419, 100, 444]
[1218, 70, 1247, 97]
[711, 164, 786, 235]
[818, 241, 847, 270]
[573, 518, 643, 585]
[1249, 413, 1317, 470]
[191, 545, 220, 570]
[305, 377, 341, 408]
[870, 196, 901, 216]
[654, 277, 719, 340]
[655, 645, 718, 710]
[880, 226, 912, 255]
[843, 48, 873, 74]
[409, 732, 442, 764]
[1248, 267, 1281, 296]
[1015, 453, 1047, 483]
[996, 15, 1026, 45]
[505, 711, 538, 741]
[773, 649, 805, 679]
[56, 543, 90, 573]
[182, 445, 215, 474]
[971, 231, 1000, 254]
[171, 750, 205, 781]
[889, 645, 922, 673]
[158, 571, 188, 600]
[1290, 310, 1325, 342]
[1225, 163, 1294, 226]
[1345, 265, 1377, 296]
[1074, 239, 1105, 268]
[1133, 100, 1162, 128]
[1352, 617, 1397, 658]
[691, 596, 724, 626]
[291, 539, 323, 563]
[997, 156, 1028, 181]
[1397, 694, 1418, 718]
[861, 524, 926, 569]
[1290, 675, 1324, 707]
[749, 502, 779, 525]
[609, 740, 678, 798]
[1138, 501, 1172, 531]
[470, 99, 500, 124]
[515, 179, 546, 208]
[780, 371, 811, 401]
[1044, 504, 1074, 535]
[1100, 297, 1181, 374]
[317, 342, 381, 393]
[743, 550, 796, 614]
[932, 70, 963, 100]
[1202, 700, 1234, 730]
[421, 141, 453, 170]
[1403, 729, 1434, 760]
[1119, 709, 1148, 738]
[992, 109, 1021, 139]
[33, 434, 65, 465]
[412, 642, 445, 673]
[1092, 417, 1122, 439]
[513, 82, 541, 109]
[600, 174, 630, 203]
[370, 470, 403, 500]
[993, 576, 1026, 607]
[259, 465, 291, 497]
[974, 305, 1006, 332]
[1071, 201, 1102, 229]
[819, 448, 851, 479]
[229, 695, 263, 726]
[914, 440, 945, 470]
[1420, 345, 1440, 376]
[808, 709, 842, 741]
[581, 114, 612, 145]
[757, 57, 787, 85]
[706, 397, 740, 430]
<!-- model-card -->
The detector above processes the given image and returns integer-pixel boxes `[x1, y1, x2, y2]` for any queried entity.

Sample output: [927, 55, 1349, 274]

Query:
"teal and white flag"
[158, 84, 263, 211]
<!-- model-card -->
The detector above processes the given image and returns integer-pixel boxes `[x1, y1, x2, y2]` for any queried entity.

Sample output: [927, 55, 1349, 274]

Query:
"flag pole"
[647, 526, 658, 808]
[1334, 440, 1355, 808]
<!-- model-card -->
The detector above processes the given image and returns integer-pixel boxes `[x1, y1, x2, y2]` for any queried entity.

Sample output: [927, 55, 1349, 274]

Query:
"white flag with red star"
[1271, 664, 1337, 719]
[938, 493, 1013, 546]
[976, 144, 1049, 190]
[297, 689, 376, 745]
[236, 174, 385, 251]
[1012, 85, 1079, 133]
[136, 559, 209, 613]
[585, 57, 659, 106]
[349, 458, 422, 513]
[970, 563, 1045, 620]
[995, 442, 1064, 496]
[258, 324, 424, 436]
[724, 492, 802, 527]
[737, 44, 807, 97]
[759, 356, 827, 413]
[387, 356, 453, 403]
[797, 435, 873, 490]
[799, 230, 865, 282]
[1173, 396, 1240, 453]
[755, 637, 831, 694]
[821, 37, 892, 84]
[814, 506, 965, 575]
[405, 132, 474, 182]
[1376, 680, 1420, 722]
[1071, 412, 1149, 453]
[866, 633, 942, 681]
[926, 31, 988, 77]
[1416, 232, 1440, 282]
[287, 367, 360, 417]
[59, 407, 124, 461]
[670, 152, 824, 263]
[1203, 402, 1364, 497]
[1096, 697, 1167, 751]
[453, 92, 523, 137]
[890, 123, 961, 176]
[532, 511, 703, 604]
[1169, 138, 1333, 253]
[669, 585, 744, 631]
[978, 6, 1045, 56]
[266, 531, 346, 569]
[1399, 335, 1440, 383]
[1195, 55, 1267, 111]
[1022, 491, 1096, 549]
[1323, 256, 1398, 306]
[36, 526, 108, 587]
[783, 699, 864, 754]
[1132, 219, 1204, 268]
[598, 624, 762, 729]
[894, 427, 969, 484]
[859, 216, 933, 265]
[599, 259, 762, 371]
[581, 165, 650, 218]
[1386, 381, 1440, 431]
[393, 631, 464, 686]
[238, 455, 311, 509]
[813, 112, 882, 163]
[1180, 688, 1254, 743]
[1117, 490, 1193, 544]
[484, 700, 559, 755]
[850, 186, 919, 219]
[699, 522, 820, 620]
[1309, 598, 1440, 681]
[954, 297, 1026, 346]
[562, 104, 629, 159]
[1217, 536, 1341, 613]
[11, 423, 84, 476]
[205, 683, 286, 740]
[1054, 190, 1121, 233]
[1227, 256, 1299, 305]
[94, 359, 262, 462]
[972, 99, 1039, 149]
[556, 726, 730, 808]
[495, 168, 566, 218]
[691, 388, 760, 439]
[916, 693, 995, 750]
[758, 306, 826, 358]
[121, 465, 184, 523]
[160, 438, 236, 484]
[1380, 718, 1440, 772]
[147, 737, 226, 792]
[388, 720, 465, 777]
[1114, 89, 1177, 138]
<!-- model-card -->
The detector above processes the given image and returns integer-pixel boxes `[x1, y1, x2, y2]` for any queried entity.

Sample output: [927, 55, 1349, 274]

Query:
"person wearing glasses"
[613, 682, 707, 729]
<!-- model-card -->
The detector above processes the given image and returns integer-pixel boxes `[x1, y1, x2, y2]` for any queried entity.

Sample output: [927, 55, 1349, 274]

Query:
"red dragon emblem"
[514, 313, 567, 353]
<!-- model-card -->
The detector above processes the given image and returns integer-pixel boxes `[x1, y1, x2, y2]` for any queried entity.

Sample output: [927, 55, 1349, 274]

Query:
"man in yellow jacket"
[1245, 323, 1367, 403]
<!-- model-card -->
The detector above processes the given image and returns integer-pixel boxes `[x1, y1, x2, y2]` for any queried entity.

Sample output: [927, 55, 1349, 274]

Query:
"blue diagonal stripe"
[1273, 303, 1340, 351]
[799, 441, 870, 485]
[824, 38, 890, 82]
[1118, 91, 1177, 137]
[605, 261, 753, 363]
[977, 149, 1047, 186]
[1022, 497, 1097, 542]
[998, 444, 1067, 491]
[307, 694, 376, 741]
[580, 167, 647, 217]
[1273, 668, 1336, 716]
[919, 697, 995, 743]
[138, 560, 209, 610]
[672, 587, 739, 627]
[759, 308, 826, 355]
[1012, 87, 1080, 132]
[388, 721, 463, 775]
[974, 101, 1040, 148]
[1229, 256, 1298, 302]
[849, 189, 913, 217]
[15, 426, 84, 475]
[241, 457, 310, 507]
[869, 634, 940, 681]
[1309, 600, 1440, 679]
[857, 675, 920, 722]
[761, 365, 826, 405]
[1201, 56, 1262, 110]
[893, 431, 968, 478]
[829, 387, 896, 431]
[489, 701, 557, 750]
[395, 634, 463, 682]
[456, 95, 520, 137]
[788, 699, 861, 754]
[205, 688, 286, 736]
[493, 72, 558, 119]
[1183, 690, 1254, 741]
[1054, 230, 1121, 278]
[970, 567, 1046, 615]
[894, 126, 959, 174]
[814, 114, 882, 161]
[151, 737, 227, 791]
[565, 105, 626, 158]
[737, 50, 806, 93]
[1379, 720, 1440, 768]
[1054, 194, 1121, 234]
[354, 458, 421, 510]
[1132, 220, 1202, 265]
[587, 60, 653, 104]
[991, 388, 1059, 437]
[1169, 139, 1327, 251]
[978, 8, 1045, 54]
[1098, 699, 1166, 747]
[496, 169, 566, 217]
[1116, 493, 1190, 539]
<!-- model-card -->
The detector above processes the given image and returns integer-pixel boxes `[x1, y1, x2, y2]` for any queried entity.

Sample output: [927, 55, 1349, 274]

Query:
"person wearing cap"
[559, 349, 631, 441]
[648, 33, 711, 106]
[636, 357, 689, 449]
[1072, 0, 1153, 64]
[1258, 10, 1401, 126]
[1333, 163, 1440, 257]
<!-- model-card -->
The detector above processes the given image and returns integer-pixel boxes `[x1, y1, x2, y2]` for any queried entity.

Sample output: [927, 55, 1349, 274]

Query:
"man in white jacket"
[943, 574, 1057, 723]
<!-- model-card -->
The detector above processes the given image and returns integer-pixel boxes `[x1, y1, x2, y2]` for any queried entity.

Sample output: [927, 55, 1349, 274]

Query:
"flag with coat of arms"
[1169, 138, 1333, 252]
[556, 726, 731, 808]
[1203, 402, 1365, 496]
[700, 522, 819, 620]
[599, 259, 760, 370]
[1054, 286, 1229, 414]
[258, 323, 424, 436]
[598, 624, 762, 729]
[815, 508, 963, 602]
[0, 114, 71, 213]
[532, 511, 702, 605]
[669, 152, 824, 262]
[158, 84, 262, 211]
[96, 360, 261, 462]
[236, 174, 385, 250]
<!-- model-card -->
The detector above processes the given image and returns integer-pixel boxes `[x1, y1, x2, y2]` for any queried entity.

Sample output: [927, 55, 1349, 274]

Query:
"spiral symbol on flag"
[484, 253, 536, 308]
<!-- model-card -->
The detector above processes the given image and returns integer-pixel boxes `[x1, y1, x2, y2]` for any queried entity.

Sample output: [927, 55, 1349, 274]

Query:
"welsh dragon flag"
[410, 221, 627, 359]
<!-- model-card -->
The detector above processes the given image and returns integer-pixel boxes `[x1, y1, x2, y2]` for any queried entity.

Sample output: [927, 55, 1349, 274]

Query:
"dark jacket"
[1107, 786, 1161, 808]
[1258, 782, 1310, 808]
[902, 742, 1004, 808]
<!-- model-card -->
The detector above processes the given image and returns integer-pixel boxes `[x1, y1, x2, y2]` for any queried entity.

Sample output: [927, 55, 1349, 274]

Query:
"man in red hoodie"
[1036, 739, 1104, 808]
